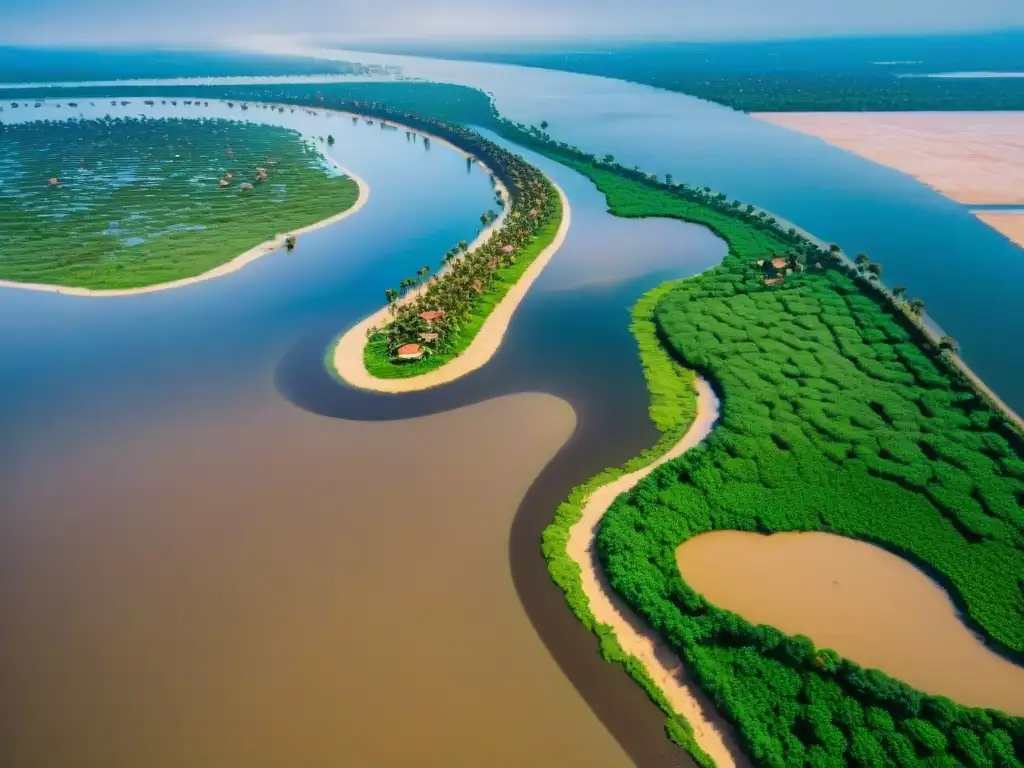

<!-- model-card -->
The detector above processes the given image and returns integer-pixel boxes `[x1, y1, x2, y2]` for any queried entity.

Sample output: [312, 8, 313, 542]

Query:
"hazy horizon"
[2, 0, 1022, 47]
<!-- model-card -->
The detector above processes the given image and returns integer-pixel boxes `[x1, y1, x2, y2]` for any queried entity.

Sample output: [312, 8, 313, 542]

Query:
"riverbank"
[567, 376, 750, 768]
[331, 182, 570, 393]
[0, 165, 368, 298]
[752, 111, 1024, 206]
[975, 211, 1024, 248]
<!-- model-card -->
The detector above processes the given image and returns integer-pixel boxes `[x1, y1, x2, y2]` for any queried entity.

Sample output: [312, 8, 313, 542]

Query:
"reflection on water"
[676, 531, 1024, 715]
[0, 392, 641, 768]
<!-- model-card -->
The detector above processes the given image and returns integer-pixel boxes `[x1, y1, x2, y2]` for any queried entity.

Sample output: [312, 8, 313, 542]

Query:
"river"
[2, 50, 1023, 766]
[0, 97, 723, 766]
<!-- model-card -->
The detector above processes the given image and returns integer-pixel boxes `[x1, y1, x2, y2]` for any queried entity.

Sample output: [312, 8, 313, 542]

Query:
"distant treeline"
[354, 31, 1024, 112]
[0, 47, 366, 85]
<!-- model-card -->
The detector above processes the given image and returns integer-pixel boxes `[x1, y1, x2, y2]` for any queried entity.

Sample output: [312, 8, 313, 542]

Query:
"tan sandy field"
[974, 212, 1024, 248]
[754, 111, 1024, 205]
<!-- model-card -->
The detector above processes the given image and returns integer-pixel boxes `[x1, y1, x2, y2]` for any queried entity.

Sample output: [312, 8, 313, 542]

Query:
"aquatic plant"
[0, 116, 358, 289]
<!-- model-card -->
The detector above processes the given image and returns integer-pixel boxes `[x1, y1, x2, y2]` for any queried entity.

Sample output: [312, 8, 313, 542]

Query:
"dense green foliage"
[0, 116, 358, 288]
[582, 173, 1024, 764]
[541, 281, 710, 766]
[358, 32, 1024, 112]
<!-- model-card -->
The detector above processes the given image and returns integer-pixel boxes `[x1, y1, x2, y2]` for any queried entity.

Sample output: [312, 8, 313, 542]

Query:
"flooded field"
[675, 531, 1024, 715]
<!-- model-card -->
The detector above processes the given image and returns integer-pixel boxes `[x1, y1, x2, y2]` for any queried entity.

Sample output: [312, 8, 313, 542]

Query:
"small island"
[329, 111, 568, 391]
[0, 115, 364, 293]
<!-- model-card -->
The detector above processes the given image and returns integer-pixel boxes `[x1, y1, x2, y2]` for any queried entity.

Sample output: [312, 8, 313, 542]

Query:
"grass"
[0, 116, 359, 289]
[362, 188, 563, 378]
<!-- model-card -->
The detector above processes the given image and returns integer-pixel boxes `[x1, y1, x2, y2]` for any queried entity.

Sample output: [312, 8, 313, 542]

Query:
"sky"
[1, 0, 1022, 46]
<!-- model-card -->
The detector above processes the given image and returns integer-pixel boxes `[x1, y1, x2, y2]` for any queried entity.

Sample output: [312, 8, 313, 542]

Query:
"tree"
[285, 234, 297, 251]
[540, 120, 549, 130]
[867, 262, 883, 279]
[829, 243, 841, 253]
[327, 135, 335, 146]
[458, 240, 469, 253]
[892, 285, 907, 299]
[665, 173, 673, 186]
[602, 154, 615, 164]
[908, 298, 926, 317]
[939, 335, 959, 354]
[855, 252, 870, 267]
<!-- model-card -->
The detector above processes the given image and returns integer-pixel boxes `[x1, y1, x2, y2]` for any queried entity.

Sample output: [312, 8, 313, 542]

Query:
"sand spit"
[567, 376, 751, 768]
[753, 111, 1024, 205]
[975, 211, 1024, 249]
[0, 160, 369, 298]
[332, 182, 570, 393]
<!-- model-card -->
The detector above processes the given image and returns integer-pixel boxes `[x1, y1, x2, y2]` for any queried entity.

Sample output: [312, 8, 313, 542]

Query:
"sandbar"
[753, 111, 1024, 205]
[975, 211, 1024, 248]
[0, 161, 369, 298]
[331, 182, 570, 393]
[567, 376, 751, 768]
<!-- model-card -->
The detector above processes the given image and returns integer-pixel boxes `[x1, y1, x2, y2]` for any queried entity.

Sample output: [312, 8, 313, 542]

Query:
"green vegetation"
[0, 116, 359, 289]
[569, 167, 1024, 765]
[541, 280, 711, 766]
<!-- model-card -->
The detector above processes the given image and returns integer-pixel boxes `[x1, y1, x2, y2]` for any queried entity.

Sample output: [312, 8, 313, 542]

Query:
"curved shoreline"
[0, 164, 370, 298]
[567, 376, 750, 768]
[331, 182, 571, 393]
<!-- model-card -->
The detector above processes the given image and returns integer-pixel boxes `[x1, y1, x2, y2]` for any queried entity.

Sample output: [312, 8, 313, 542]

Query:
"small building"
[501, 244, 515, 254]
[418, 310, 446, 324]
[395, 343, 424, 360]
[770, 257, 788, 270]
[419, 332, 439, 343]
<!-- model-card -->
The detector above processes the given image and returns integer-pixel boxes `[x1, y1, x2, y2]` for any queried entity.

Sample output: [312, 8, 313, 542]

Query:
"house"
[418, 310, 446, 324]
[395, 343, 424, 360]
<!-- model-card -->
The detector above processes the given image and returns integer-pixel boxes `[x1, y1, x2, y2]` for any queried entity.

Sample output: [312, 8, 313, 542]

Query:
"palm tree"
[855, 252, 870, 270]
[938, 336, 959, 354]
[908, 298, 926, 317]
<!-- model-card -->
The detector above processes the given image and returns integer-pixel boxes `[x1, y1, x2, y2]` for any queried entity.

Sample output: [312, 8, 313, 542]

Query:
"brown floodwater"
[0, 390, 639, 768]
[675, 531, 1024, 715]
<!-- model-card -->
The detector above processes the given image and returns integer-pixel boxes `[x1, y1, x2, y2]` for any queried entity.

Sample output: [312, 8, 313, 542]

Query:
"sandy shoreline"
[331, 182, 570, 393]
[974, 211, 1024, 249]
[567, 376, 749, 767]
[753, 111, 1024, 206]
[0, 161, 369, 298]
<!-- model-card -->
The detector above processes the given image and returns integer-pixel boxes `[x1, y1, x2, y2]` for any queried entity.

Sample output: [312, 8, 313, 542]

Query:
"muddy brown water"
[0, 391, 642, 767]
[675, 530, 1024, 715]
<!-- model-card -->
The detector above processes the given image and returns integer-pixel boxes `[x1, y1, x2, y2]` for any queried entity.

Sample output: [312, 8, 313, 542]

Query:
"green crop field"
[0, 116, 359, 289]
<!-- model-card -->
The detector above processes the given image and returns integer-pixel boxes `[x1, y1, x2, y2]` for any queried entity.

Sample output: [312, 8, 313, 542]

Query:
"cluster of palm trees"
[371, 143, 557, 359]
